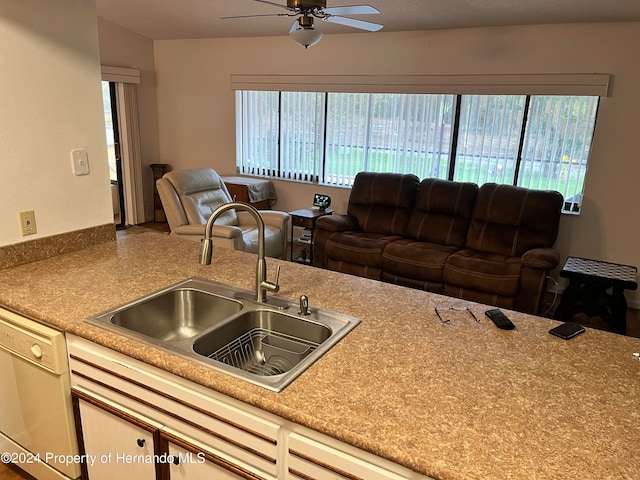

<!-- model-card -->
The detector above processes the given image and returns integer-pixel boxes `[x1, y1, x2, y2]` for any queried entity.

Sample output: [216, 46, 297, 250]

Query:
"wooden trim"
[71, 393, 90, 480]
[287, 467, 317, 480]
[161, 430, 267, 480]
[289, 448, 365, 480]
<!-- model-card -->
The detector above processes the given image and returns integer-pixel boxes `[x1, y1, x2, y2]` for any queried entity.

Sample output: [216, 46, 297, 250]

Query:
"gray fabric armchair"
[156, 168, 289, 258]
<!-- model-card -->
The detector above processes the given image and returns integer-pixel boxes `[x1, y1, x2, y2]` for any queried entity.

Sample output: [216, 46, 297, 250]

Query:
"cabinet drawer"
[163, 429, 268, 480]
[291, 216, 315, 229]
[288, 433, 409, 480]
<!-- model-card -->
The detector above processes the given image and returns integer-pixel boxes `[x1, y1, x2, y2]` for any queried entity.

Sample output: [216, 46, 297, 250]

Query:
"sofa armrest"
[316, 214, 359, 233]
[521, 248, 560, 270]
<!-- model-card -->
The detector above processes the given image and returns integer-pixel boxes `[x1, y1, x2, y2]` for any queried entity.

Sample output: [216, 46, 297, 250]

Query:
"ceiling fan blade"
[252, 0, 295, 12]
[221, 13, 290, 19]
[323, 5, 379, 15]
[324, 15, 383, 32]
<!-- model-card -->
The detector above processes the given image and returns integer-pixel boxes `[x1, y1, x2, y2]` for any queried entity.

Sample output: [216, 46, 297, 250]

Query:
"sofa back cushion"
[164, 168, 238, 226]
[405, 179, 478, 247]
[347, 172, 420, 235]
[465, 183, 563, 256]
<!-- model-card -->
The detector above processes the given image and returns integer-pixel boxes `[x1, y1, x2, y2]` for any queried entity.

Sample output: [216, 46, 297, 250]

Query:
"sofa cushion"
[347, 172, 420, 235]
[382, 239, 459, 285]
[443, 249, 523, 297]
[325, 232, 401, 267]
[465, 183, 563, 256]
[405, 179, 478, 247]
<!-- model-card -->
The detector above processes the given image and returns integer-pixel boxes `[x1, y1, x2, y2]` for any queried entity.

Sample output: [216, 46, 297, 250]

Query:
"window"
[236, 91, 599, 213]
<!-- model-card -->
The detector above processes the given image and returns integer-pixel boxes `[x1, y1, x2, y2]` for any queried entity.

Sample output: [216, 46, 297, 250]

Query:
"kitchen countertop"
[1, 231, 639, 480]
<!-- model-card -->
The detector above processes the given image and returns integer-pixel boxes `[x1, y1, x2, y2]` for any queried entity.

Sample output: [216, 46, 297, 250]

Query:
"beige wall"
[97, 17, 160, 221]
[0, 0, 112, 245]
[152, 23, 640, 306]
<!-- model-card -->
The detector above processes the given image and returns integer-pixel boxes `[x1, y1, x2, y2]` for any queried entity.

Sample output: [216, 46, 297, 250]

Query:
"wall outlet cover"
[19, 210, 37, 236]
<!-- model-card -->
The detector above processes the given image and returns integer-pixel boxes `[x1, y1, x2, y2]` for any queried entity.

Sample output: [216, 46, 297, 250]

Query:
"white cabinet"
[74, 391, 161, 480]
[68, 336, 278, 480]
[67, 335, 431, 480]
[73, 388, 270, 480]
[164, 431, 265, 480]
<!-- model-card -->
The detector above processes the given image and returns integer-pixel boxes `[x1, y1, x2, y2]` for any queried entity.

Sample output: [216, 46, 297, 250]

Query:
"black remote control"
[485, 308, 515, 330]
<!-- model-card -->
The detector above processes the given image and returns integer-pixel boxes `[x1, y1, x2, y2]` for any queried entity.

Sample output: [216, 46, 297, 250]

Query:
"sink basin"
[87, 277, 361, 391]
[106, 288, 243, 342]
[193, 310, 332, 375]
[90, 278, 244, 343]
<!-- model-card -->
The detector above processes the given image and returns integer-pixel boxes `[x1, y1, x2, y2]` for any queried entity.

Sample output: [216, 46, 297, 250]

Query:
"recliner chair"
[156, 168, 289, 258]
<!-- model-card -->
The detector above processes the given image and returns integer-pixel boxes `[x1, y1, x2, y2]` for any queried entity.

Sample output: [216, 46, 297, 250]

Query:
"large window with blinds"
[236, 91, 599, 213]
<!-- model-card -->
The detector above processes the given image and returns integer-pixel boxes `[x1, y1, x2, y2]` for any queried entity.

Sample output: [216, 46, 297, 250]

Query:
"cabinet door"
[164, 433, 267, 480]
[73, 392, 161, 480]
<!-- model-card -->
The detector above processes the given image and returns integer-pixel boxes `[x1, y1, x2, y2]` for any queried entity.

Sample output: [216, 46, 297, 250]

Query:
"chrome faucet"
[199, 202, 280, 303]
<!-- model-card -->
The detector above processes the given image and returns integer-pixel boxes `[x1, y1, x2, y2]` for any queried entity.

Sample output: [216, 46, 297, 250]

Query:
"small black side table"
[555, 256, 637, 334]
[289, 208, 333, 264]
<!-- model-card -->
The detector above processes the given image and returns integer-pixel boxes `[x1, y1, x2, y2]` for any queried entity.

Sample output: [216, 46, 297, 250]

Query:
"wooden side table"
[555, 256, 637, 334]
[221, 176, 275, 210]
[289, 208, 333, 264]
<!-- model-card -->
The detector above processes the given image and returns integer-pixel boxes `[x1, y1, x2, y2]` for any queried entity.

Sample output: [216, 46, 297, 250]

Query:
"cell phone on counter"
[549, 322, 585, 340]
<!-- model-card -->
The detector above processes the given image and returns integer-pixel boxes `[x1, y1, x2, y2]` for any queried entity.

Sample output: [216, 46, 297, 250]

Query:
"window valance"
[231, 73, 610, 96]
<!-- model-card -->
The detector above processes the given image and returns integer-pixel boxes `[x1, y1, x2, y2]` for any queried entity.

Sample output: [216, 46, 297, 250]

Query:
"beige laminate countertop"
[1, 232, 639, 480]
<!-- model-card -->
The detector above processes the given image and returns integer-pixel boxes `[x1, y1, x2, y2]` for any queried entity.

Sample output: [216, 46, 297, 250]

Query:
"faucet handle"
[261, 265, 281, 295]
[274, 265, 281, 288]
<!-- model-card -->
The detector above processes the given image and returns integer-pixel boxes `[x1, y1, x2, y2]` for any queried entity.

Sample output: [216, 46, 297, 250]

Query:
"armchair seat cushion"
[240, 225, 285, 259]
[444, 249, 522, 297]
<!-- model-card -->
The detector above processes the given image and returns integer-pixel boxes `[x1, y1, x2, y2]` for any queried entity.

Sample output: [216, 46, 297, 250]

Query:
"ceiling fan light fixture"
[290, 27, 323, 49]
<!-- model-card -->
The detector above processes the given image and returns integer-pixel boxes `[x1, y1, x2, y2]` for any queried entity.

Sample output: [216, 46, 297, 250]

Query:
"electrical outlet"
[19, 210, 37, 236]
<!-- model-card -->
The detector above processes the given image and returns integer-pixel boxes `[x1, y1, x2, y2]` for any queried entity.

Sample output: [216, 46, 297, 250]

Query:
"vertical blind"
[236, 91, 600, 213]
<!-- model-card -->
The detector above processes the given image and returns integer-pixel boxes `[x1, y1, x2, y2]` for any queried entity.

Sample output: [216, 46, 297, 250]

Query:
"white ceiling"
[96, 0, 640, 40]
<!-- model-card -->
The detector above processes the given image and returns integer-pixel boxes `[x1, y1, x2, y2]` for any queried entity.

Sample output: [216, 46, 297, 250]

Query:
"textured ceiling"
[96, 0, 640, 40]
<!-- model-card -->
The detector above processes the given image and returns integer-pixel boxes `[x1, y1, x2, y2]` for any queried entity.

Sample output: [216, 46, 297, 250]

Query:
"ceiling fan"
[222, 0, 383, 48]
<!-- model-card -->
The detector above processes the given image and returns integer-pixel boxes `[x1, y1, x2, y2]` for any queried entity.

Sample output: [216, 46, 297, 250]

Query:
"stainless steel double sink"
[87, 277, 361, 391]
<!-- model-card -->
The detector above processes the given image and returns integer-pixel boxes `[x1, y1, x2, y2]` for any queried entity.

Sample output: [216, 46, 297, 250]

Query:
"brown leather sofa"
[313, 172, 564, 314]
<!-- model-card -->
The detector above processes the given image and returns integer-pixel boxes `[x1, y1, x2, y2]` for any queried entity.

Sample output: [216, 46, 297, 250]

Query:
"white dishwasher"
[0, 306, 80, 480]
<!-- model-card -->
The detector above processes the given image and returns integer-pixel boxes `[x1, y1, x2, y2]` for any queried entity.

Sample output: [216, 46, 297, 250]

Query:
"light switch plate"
[71, 149, 90, 175]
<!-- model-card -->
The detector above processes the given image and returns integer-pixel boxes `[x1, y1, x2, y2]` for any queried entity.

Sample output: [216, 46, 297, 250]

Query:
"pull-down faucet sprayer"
[199, 202, 280, 303]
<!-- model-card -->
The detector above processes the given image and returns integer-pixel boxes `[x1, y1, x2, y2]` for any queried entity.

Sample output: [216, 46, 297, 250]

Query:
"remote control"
[485, 308, 516, 330]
